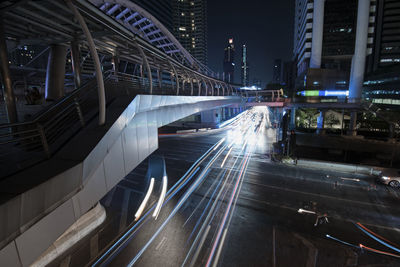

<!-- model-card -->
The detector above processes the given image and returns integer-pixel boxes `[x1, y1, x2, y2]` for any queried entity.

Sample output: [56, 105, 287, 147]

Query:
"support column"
[348, 0, 370, 135]
[197, 78, 201, 96]
[135, 41, 153, 94]
[290, 107, 296, 130]
[310, 0, 325, 68]
[66, 0, 106, 125]
[349, 0, 371, 102]
[45, 44, 67, 101]
[168, 61, 179, 95]
[70, 40, 81, 89]
[0, 19, 18, 123]
[316, 110, 326, 135]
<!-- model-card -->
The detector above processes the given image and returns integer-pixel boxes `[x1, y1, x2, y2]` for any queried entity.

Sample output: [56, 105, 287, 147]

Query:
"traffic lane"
[237, 172, 400, 232]
[218, 203, 399, 267]
[243, 160, 400, 208]
[107, 148, 234, 266]
[107, 127, 253, 266]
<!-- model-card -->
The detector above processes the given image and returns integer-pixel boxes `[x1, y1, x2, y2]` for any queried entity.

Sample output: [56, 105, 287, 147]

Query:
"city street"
[49, 108, 400, 267]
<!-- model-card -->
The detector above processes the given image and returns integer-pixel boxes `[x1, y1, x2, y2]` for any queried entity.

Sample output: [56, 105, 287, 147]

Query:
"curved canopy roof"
[89, 0, 213, 76]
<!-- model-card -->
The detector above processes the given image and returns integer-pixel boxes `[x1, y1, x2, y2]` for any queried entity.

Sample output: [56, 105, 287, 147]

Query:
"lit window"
[179, 27, 186, 31]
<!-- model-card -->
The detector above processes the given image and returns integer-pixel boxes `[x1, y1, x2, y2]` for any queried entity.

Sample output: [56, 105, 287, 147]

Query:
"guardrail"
[0, 71, 239, 179]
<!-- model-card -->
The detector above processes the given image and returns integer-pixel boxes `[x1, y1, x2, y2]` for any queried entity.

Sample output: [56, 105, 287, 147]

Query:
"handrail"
[0, 70, 240, 179]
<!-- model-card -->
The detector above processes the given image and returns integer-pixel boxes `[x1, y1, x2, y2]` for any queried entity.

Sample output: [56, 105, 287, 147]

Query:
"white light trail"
[213, 138, 226, 151]
[297, 208, 316, 215]
[153, 175, 168, 220]
[135, 178, 155, 221]
[220, 147, 233, 168]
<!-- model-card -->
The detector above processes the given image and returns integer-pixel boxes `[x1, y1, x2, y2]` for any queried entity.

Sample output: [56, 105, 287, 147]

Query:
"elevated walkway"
[0, 72, 240, 266]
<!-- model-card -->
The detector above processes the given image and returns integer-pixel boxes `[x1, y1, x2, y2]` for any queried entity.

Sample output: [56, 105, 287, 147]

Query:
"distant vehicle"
[377, 169, 400, 188]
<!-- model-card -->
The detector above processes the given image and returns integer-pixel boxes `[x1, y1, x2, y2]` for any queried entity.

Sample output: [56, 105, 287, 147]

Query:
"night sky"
[207, 0, 295, 87]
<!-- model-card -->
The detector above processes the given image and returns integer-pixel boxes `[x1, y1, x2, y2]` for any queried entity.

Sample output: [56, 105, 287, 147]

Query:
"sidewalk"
[284, 157, 387, 176]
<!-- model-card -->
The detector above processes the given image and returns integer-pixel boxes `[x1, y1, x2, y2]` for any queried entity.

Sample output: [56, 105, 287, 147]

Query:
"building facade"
[131, 0, 173, 32]
[241, 44, 249, 86]
[293, 0, 376, 96]
[223, 38, 235, 83]
[171, 0, 208, 66]
[364, 0, 400, 106]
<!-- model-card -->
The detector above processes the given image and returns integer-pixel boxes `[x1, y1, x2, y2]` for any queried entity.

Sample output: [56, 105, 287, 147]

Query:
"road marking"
[340, 177, 361, 182]
[243, 180, 396, 210]
[155, 236, 167, 251]
[239, 195, 400, 233]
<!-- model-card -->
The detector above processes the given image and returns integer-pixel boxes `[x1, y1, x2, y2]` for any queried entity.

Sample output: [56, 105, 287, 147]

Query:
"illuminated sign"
[298, 90, 349, 97]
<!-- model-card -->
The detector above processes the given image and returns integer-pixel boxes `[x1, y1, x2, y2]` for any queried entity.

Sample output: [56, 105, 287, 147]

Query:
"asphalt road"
[50, 107, 400, 267]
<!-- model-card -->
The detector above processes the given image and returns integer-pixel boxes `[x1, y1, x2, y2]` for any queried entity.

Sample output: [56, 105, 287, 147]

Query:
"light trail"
[92, 134, 224, 266]
[207, 111, 264, 267]
[182, 137, 250, 267]
[325, 234, 359, 249]
[206, 150, 251, 267]
[213, 138, 226, 151]
[134, 178, 155, 221]
[182, 168, 227, 229]
[153, 175, 168, 220]
[220, 147, 233, 168]
[126, 144, 228, 267]
[359, 244, 400, 258]
[356, 222, 400, 253]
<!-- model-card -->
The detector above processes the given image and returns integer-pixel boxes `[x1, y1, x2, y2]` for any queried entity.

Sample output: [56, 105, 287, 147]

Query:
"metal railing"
[0, 71, 239, 179]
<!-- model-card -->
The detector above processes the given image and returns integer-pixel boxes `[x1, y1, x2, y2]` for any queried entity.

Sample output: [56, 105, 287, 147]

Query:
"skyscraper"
[364, 0, 400, 105]
[172, 0, 208, 65]
[293, 0, 376, 95]
[241, 45, 249, 86]
[272, 59, 283, 84]
[131, 0, 173, 32]
[223, 38, 235, 83]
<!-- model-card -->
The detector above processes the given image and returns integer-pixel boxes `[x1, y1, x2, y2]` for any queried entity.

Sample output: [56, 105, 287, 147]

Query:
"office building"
[241, 44, 249, 86]
[293, 0, 376, 98]
[132, 0, 173, 32]
[223, 38, 235, 83]
[364, 0, 400, 106]
[172, 0, 208, 65]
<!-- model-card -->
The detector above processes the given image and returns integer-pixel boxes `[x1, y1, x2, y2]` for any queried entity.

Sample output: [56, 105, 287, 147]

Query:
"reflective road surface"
[50, 107, 400, 267]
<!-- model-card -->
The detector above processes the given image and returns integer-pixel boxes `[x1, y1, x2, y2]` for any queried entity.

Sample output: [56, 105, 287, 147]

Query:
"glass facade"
[172, 0, 208, 66]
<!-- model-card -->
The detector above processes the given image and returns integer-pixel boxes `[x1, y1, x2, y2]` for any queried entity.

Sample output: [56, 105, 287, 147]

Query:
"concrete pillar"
[45, 44, 67, 101]
[348, 0, 370, 135]
[349, 0, 371, 102]
[310, 0, 325, 68]
[70, 40, 81, 89]
[0, 19, 18, 123]
[316, 111, 326, 134]
[290, 107, 296, 130]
